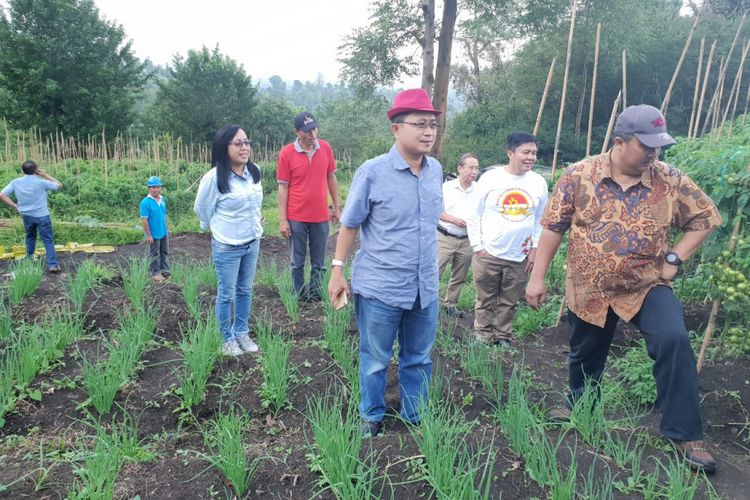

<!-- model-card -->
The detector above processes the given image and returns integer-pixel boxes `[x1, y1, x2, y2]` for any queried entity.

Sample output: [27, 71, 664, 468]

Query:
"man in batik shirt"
[526, 104, 722, 473]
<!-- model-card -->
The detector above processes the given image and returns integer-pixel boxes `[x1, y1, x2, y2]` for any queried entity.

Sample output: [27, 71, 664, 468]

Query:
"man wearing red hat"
[328, 88, 443, 437]
[526, 104, 721, 472]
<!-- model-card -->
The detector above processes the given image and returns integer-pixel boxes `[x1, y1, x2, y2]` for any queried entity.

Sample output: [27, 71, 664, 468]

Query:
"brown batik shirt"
[541, 153, 722, 327]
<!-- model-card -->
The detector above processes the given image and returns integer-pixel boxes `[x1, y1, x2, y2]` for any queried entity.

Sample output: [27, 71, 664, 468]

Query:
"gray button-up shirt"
[340, 144, 443, 309]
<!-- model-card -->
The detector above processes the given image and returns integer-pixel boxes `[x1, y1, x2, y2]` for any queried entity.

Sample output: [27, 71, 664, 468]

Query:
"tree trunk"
[430, 0, 458, 160]
[421, 0, 435, 95]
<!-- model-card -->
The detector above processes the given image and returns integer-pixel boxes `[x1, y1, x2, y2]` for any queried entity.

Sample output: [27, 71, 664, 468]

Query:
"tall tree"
[151, 47, 257, 143]
[0, 0, 145, 136]
[339, 0, 458, 159]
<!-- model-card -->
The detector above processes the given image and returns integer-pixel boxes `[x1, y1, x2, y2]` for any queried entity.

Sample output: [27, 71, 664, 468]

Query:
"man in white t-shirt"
[467, 132, 548, 345]
[438, 153, 479, 317]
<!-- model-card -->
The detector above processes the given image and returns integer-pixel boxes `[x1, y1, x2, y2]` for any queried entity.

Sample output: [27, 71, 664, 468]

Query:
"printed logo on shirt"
[492, 188, 535, 222]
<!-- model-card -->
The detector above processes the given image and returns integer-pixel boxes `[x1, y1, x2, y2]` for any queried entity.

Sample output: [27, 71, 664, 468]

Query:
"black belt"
[437, 225, 468, 239]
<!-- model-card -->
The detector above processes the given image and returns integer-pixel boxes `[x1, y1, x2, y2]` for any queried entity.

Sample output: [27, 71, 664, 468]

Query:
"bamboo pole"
[712, 59, 727, 132]
[688, 38, 706, 138]
[702, 57, 725, 136]
[697, 175, 749, 372]
[574, 59, 589, 143]
[719, 39, 750, 137]
[661, 7, 702, 114]
[534, 56, 557, 136]
[704, 13, 746, 134]
[586, 23, 601, 157]
[601, 91, 622, 154]
[551, 2, 577, 180]
[622, 49, 628, 109]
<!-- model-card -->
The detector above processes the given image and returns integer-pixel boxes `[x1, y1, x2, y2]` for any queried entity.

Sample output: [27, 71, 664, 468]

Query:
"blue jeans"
[211, 238, 260, 342]
[355, 294, 438, 424]
[22, 215, 58, 268]
[288, 220, 329, 297]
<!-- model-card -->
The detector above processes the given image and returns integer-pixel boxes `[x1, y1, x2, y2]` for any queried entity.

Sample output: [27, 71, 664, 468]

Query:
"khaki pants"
[472, 252, 528, 342]
[437, 233, 473, 307]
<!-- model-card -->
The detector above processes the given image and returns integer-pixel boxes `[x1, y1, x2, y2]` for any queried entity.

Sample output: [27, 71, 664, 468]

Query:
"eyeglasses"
[229, 139, 252, 148]
[397, 120, 441, 130]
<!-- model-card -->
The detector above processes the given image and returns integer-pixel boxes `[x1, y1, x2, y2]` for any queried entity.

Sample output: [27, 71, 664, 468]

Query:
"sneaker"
[674, 440, 717, 473]
[161, 271, 171, 279]
[221, 339, 244, 356]
[547, 405, 572, 423]
[236, 335, 259, 353]
[48, 265, 61, 274]
[152, 274, 165, 282]
[361, 420, 382, 438]
[443, 306, 464, 318]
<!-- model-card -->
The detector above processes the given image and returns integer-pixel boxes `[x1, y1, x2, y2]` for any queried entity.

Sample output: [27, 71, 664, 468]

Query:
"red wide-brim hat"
[387, 88, 441, 120]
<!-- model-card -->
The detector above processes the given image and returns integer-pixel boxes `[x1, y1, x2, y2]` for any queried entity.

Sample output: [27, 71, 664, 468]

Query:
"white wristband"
[331, 259, 344, 267]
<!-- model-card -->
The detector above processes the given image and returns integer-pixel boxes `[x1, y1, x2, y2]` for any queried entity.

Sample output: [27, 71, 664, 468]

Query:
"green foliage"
[0, 0, 145, 136]
[176, 316, 221, 410]
[150, 46, 257, 142]
[8, 258, 43, 305]
[512, 295, 561, 338]
[255, 321, 294, 415]
[120, 256, 150, 311]
[610, 339, 657, 405]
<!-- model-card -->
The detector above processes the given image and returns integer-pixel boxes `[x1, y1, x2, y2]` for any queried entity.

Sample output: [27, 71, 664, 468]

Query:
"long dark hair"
[211, 125, 261, 194]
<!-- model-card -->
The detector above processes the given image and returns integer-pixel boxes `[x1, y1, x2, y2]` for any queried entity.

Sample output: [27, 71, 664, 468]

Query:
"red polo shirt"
[277, 138, 336, 223]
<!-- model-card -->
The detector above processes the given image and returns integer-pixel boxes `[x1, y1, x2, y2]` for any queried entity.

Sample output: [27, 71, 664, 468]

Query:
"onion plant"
[199, 406, 261, 499]
[9, 257, 44, 305]
[306, 389, 381, 499]
[0, 292, 12, 342]
[176, 316, 221, 409]
[321, 299, 359, 399]
[274, 266, 299, 321]
[255, 318, 293, 415]
[120, 255, 150, 311]
[66, 260, 96, 316]
[460, 341, 504, 403]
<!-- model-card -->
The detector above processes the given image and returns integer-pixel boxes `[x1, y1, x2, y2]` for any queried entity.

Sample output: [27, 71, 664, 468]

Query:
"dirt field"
[0, 232, 748, 499]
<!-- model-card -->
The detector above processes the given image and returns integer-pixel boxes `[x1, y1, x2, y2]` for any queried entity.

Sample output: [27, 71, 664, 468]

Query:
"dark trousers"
[148, 237, 170, 276]
[567, 285, 703, 441]
[288, 220, 329, 298]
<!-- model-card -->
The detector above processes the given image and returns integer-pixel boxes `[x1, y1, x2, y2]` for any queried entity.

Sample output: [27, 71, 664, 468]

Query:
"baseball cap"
[146, 176, 162, 187]
[614, 104, 676, 148]
[387, 88, 441, 120]
[294, 112, 318, 132]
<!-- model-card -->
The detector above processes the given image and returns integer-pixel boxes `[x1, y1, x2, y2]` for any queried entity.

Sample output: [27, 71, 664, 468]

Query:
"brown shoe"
[547, 405, 572, 423]
[674, 440, 717, 473]
[152, 274, 165, 282]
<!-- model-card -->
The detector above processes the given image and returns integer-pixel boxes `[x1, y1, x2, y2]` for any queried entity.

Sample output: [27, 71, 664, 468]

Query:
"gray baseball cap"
[614, 104, 676, 148]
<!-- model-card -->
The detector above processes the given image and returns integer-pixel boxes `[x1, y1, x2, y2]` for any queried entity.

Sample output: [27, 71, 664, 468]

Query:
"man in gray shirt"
[0, 160, 63, 273]
[328, 88, 443, 437]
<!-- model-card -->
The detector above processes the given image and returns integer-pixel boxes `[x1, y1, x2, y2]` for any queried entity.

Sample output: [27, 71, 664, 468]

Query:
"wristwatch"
[665, 251, 683, 266]
[331, 259, 344, 267]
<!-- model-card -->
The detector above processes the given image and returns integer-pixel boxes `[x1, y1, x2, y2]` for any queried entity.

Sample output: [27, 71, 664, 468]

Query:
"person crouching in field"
[140, 176, 171, 282]
[526, 105, 721, 473]
[194, 125, 263, 357]
[0, 160, 63, 273]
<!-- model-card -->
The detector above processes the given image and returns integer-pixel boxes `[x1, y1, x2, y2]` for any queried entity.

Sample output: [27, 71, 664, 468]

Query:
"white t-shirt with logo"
[467, 166, 549, 262]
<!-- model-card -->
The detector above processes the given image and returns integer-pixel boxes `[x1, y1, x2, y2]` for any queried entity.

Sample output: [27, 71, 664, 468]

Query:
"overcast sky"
[92, 0, 376, 84]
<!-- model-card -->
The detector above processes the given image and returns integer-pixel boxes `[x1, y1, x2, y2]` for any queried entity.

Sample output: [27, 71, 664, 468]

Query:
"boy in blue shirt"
[0, 160, 63, 273]
[140, 176, 170, 281]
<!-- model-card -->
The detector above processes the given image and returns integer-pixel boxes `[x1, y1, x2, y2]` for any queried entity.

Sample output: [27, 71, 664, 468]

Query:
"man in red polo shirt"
[278, 111, 340, 302]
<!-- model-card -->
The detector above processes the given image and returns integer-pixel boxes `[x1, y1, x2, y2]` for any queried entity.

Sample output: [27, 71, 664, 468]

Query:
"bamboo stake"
[622, 50, 628, 109]
[661, 7, 702, 114]
[586, 23, 601, 157]
[575, 58, 589, 144]
[742, 74, 750, 125]
[601, 91, 622, 154]
[551, 2, 577, 180]
[688, 38, 706, 138]
[702, 57, 725, 136]
[697, 175, 749, 373]
[534, 56, 557, 136]
[719, 39, 750, 137]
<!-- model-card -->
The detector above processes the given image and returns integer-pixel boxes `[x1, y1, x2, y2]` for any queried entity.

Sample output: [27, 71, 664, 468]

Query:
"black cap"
[293, 112, 318, 132]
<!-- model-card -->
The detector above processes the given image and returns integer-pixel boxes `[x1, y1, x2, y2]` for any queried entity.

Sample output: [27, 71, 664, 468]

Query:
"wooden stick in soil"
[701, 57, 725, 136]
[719, 39, 750, 137]
[586, 23, 601, 157]
[688, 37, 705, 139]
[601, 90, 622, 154]
[661, 7, 703, 114]
[697, 177, 749, 373]
[743, 73, 750, 126]
[727, 42, 750, 136]
[622, 49, 628, 109]
[551, 1, 577, 180]
[533, 56, 557, 137]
